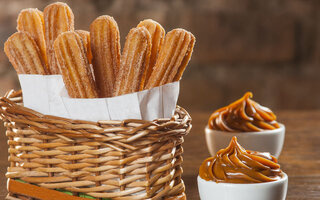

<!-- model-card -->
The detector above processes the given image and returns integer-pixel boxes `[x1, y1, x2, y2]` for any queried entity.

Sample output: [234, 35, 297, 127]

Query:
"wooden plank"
[7, 179, 89, 200]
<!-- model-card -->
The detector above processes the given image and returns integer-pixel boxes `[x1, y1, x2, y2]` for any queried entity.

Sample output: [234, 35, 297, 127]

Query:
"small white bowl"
[205, 124, 285, 158]
[197, 173, 288, 200]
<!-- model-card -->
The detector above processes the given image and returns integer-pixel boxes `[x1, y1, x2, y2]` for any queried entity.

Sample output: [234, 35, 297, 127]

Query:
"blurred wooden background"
[0, 1, 320, 198]
[0, 0, 319, 112]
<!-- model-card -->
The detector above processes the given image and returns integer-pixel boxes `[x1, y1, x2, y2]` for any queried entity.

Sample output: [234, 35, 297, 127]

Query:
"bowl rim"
[197, 172, 288, 186]
[205, 123, 285, 135]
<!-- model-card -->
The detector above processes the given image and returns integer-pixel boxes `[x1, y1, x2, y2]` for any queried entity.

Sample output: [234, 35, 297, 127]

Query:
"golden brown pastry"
[208, 92, 280, 132]
[17, 8, 48, 69]
[44, 2, 74, 74]
[75, 30, 92, 64]
[54, 31, 98, 98]
[137, 19, 165, 85]
[90, 16, 121, 97]
[145, 28, 195, 89]
[4, 32, 48, 75]
[114, 27, 151, 96]
[199, 136, 283, 183]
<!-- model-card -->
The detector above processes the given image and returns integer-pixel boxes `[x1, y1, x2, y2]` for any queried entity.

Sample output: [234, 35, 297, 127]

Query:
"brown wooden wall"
[0, 0, 319, 112]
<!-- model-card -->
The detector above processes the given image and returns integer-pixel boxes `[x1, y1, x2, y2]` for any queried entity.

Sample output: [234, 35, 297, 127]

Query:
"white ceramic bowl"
[197, 173, 288, 200]
[205, 124, 285, 158]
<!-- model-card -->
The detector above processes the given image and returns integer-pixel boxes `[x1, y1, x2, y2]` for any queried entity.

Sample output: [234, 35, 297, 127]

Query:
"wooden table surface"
[0, 110, 320, 199]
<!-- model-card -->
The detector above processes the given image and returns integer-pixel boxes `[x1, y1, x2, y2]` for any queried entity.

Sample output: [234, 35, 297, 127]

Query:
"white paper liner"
[18, 74, 69, 118]
[18, 74, 179, 122]
[60, 81, 179, 121]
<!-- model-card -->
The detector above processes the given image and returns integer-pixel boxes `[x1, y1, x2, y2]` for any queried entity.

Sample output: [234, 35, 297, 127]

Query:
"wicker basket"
[0, 90, 192, 200]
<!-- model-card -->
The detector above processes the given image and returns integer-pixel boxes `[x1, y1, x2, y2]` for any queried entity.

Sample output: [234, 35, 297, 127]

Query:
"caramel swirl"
[199, 137, 282, 183]
[208, 92, 280, 132]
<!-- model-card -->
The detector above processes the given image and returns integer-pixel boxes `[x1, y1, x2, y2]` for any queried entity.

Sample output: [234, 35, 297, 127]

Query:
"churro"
[114, 27, 151, 96]
[90, 16, 120, 97]
[75, 30, 92, 64]
[44, 2, 74, 74]
[145, 29, 195, 89]
[17, 8, 47, 68]
[137, 19, 165, 85]
[173, 32, 195, 82]
[4, 32, 48, 74]
[54, 31, 98, 98]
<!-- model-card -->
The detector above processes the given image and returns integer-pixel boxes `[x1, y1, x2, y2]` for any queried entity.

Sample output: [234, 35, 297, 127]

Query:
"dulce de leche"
[208, 92, 280, 132]
[199, 136, 283, 183]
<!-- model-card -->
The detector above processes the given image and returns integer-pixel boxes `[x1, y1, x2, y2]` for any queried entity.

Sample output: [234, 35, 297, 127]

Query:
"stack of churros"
[5, 2, 74, 75]
[4, 2, 195, 99]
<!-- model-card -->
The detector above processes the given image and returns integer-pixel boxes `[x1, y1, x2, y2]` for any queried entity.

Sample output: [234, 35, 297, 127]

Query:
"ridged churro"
[54, 31, 98, 98]
[173, 33, 195, 82]
[75, 30, 92, 64]
[114, 27, 151, 96]
[44, 2, 74, 74]
[4, 32, 48, 74]
[90, 16, 120, 97]
[137, 19, 165, 85]
[17, 8, 47, 69]
[145, 29, 195, 89]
